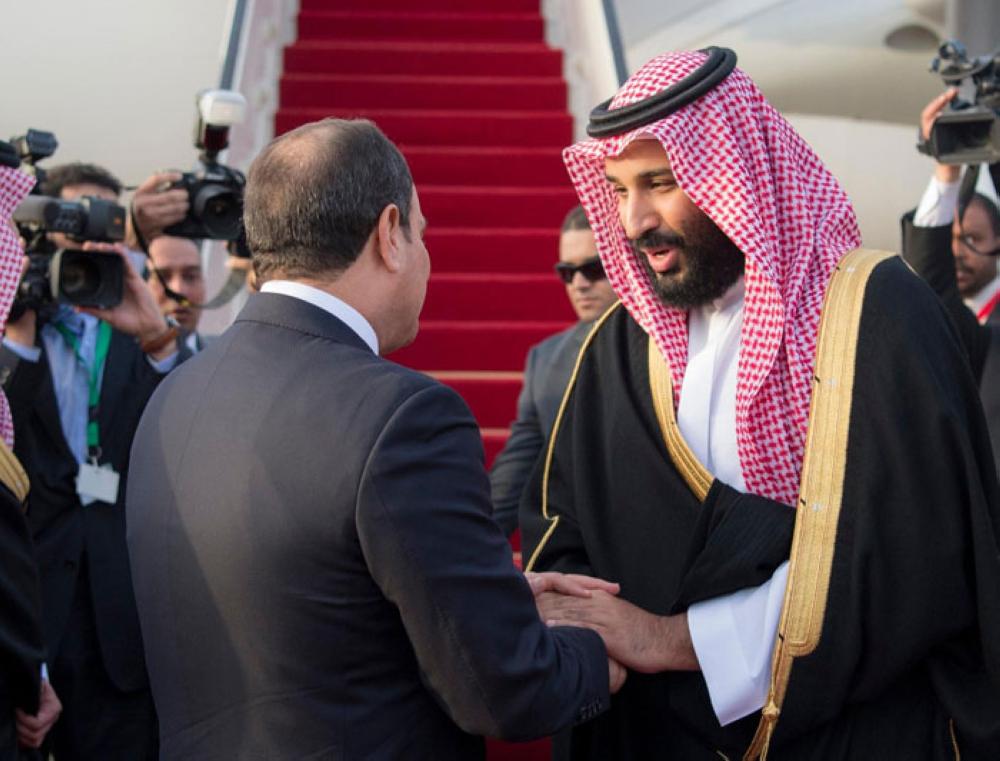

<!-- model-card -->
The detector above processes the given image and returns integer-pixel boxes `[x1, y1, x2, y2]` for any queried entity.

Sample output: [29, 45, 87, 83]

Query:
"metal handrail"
[601, 0, 628, 85]
[220, 0, 250, 89]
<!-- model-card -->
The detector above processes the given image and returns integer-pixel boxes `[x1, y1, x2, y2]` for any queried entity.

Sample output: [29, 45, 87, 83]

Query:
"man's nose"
[571, 270, 592, 290]
[620, 194, 658, 240]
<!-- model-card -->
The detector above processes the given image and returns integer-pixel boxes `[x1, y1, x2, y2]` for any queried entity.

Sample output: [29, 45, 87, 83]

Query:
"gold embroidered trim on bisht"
[524, 302, 621, 573]
[0, 438, 29, 505]
[647, 337, 713, 502]
[743, 249, 893, 761]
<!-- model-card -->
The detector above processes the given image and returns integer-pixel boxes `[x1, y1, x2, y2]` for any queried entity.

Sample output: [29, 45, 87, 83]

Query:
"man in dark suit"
[490, 205, 617, 535]
[126, 118, 620, 760]
[901, 90, 1000, 473]
[1, 162, 186, 760]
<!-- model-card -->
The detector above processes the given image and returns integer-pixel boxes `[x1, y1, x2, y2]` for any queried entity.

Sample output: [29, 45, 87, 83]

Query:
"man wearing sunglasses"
[902, 89, 1000, 474]
[490, 205, 617, 536]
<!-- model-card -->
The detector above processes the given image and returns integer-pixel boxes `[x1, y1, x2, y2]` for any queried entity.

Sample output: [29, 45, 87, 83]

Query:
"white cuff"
[914, 175, 960, 228]
[146, 350, 179, 374]
[688, 561, 789, 726]
[2, 337, 41, 363]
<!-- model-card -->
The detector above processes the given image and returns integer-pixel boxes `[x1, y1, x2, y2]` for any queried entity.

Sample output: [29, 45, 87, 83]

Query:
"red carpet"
[277, 2, 580, 758]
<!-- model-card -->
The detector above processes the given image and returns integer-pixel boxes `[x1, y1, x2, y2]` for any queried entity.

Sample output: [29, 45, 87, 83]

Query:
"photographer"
[901, 89, 1000, 474]
[146, 235, 207, 352]
[1, 162, 184, 760]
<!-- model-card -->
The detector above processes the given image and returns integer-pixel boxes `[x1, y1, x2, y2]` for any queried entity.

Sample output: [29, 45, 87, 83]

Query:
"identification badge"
[76, 461, 120, 505]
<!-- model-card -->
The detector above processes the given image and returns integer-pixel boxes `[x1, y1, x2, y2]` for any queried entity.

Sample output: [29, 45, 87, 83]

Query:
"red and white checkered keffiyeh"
[0, 167, 35, 448]
[564, 50, 861, 506]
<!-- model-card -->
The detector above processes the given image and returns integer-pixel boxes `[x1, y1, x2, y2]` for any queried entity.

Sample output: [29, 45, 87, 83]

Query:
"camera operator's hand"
[127, 171, 189, 250]
[922, 89, 962, 184]
[76, 242, 176, 360]
[4, 256, 35, 348]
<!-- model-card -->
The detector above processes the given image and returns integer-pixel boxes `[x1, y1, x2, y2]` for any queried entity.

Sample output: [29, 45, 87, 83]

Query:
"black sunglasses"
[554, 256, 606, 284]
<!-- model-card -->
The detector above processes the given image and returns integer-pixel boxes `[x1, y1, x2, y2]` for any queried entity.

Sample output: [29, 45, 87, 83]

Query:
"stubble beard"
[633, 215, 745, 310]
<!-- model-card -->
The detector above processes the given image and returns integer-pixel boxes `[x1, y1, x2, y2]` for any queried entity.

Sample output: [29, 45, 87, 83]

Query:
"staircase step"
[432, 372, 524, 428]
[423, 274, 574, 321]
[275, 108, 573, 148]
[298, 11, 544, 43]
[425, 228, 560, 274]
[284, 41, 562, 77]
[403, 145, 569, 186]
[390, 320, 572, 371]
[280, 73, 566, 111]
[301, 0, 541, 12]
[420, 186, 579, 228]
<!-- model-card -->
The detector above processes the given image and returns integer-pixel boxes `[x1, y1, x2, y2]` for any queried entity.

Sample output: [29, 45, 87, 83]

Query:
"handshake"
[525, 571, 699, 694]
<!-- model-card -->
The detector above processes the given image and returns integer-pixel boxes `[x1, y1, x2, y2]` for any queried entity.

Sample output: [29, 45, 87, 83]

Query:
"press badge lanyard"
[52, 320, 120, 504]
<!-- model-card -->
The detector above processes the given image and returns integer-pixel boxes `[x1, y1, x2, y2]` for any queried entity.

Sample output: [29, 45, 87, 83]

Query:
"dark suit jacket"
[0, 328, 168, 692]
[901, 211, 1000, 475]
[0, 475, 44, 761]
[490, 322, 590, 535]
[126, 293, 609, 761]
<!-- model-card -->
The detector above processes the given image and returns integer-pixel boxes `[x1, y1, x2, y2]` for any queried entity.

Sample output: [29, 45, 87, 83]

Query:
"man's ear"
[373, 203, 403, 273]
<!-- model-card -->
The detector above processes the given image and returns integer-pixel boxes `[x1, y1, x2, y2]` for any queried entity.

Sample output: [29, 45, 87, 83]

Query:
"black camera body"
[922, 40, 1000, 165]
[16, 249, 124, 315]
[164, 90, 248, 242]
[165, 161, 245, 241]
[8, 129, 125, 318]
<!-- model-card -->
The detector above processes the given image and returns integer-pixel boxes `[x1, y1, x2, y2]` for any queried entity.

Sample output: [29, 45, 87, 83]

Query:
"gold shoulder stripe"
[0, 438, 29, 505]
[647, 337, 713, 501]
[744, 248, 894, 760]
[524, 301, 622, 573]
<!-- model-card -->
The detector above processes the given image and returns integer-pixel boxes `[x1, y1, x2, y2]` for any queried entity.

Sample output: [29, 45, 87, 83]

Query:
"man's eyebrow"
[604, 168, 675, 184]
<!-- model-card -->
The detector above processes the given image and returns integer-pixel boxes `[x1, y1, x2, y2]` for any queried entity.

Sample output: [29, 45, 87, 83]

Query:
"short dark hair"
[245, 119, 413, 282]
[561, 204, 591, 234]
[41, 162, 122, 198]
[966, 192, 1000, 237]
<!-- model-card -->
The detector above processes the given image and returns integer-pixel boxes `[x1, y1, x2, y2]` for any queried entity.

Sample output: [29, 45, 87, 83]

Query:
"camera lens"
[60, 257, 102, 298]
[193, 184, 241, 239]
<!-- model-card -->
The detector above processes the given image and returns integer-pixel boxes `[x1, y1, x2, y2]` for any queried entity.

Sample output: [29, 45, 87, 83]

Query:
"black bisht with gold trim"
[520, 253, 1000, 760]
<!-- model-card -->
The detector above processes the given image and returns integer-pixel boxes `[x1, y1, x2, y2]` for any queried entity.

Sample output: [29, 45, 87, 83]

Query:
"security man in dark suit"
[490, 205, 618, 535]
[126, 118, 622, 760]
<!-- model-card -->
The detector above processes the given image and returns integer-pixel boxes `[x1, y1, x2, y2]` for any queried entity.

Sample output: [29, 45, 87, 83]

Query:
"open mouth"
[642, 247, 680, 274]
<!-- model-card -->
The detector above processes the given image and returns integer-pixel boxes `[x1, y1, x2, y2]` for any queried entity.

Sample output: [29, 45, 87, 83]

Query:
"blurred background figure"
[490, 206, 616, 536]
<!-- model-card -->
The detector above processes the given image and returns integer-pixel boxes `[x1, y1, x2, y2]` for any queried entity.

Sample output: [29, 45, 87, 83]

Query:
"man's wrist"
[138, 316, 179, 357]
[653, 613, 698, 672]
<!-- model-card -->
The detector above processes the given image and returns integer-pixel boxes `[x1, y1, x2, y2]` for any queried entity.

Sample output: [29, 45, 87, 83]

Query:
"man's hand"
[76, 243, 174, 359]
[127, 171, 189, 249]
[525, 571, 620, 599]
[16, 679, 61, 749]
[538, 590, 698, 674]
[921, 89, 961, 184]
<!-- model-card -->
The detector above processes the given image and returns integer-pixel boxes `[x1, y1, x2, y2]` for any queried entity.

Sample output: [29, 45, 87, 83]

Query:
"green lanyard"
[52, 319, 112, 459]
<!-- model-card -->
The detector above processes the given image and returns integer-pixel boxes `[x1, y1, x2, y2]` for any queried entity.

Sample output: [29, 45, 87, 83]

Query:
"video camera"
[165, 90, 247, 241]
[5, 130, 125, 317]
[920, 40, 1000, 165]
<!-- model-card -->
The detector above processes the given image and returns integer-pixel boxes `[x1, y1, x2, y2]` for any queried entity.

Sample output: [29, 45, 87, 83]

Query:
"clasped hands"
[525, 571, 698, 694]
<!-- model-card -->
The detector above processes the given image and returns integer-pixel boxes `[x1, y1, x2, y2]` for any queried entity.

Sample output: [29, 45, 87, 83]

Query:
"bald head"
[244, 119, 413, 284]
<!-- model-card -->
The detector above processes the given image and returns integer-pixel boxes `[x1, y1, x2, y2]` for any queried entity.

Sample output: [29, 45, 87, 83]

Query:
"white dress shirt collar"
[260, 280, 379, 355]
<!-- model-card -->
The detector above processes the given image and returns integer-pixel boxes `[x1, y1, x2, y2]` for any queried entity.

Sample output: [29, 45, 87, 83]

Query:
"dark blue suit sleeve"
[356, 383, 609, 740]
[489, 346, 544, 536]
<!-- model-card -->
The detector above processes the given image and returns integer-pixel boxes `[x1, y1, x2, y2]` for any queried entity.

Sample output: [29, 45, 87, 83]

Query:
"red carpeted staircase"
[276, 2, 579, 758]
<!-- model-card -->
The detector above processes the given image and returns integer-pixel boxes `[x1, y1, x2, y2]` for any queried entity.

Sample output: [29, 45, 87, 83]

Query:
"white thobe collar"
[965, 272, 1000, 322]
[676, 276, 745, 491]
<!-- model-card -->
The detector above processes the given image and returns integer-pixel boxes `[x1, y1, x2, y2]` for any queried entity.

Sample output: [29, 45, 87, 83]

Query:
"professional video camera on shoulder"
[6, 129, 125, 317]
[166, 89, 247, 241]
[920, 40, 1000, 165]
